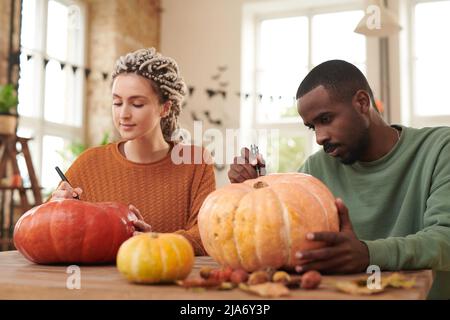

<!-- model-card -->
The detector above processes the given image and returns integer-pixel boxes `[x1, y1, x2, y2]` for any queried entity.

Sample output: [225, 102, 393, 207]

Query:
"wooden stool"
[0, 134, 42, 236]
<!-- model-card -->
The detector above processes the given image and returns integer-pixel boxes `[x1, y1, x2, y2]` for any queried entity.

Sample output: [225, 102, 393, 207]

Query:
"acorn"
[248, 270, 270, 285]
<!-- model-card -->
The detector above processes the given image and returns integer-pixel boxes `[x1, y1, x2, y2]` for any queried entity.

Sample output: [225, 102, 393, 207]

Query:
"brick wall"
[0, 0, 21, 86]
[84, 0, 161, 145]
[0, 2, 9, 85]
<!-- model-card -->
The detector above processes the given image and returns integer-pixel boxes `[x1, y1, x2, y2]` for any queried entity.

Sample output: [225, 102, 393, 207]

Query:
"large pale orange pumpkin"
[116, 232, 194, 284]
[13, 199, 137, 264]
[198, 173, 339, 272]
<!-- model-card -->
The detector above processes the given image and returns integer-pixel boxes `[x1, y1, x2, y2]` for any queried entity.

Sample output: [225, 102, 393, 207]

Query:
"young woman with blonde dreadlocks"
[50, 48, 216, 255]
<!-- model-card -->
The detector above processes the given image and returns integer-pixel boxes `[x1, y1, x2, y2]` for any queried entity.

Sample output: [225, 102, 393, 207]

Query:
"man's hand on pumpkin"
[129, 204, 152, 236]
[294, 198, 370, 274]
[228, 147, 266, 183]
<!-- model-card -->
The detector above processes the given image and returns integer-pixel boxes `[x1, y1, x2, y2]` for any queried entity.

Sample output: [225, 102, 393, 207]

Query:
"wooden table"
[0, 250, 433, 300]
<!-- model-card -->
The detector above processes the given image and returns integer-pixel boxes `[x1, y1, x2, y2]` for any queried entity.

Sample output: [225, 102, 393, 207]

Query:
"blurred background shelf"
[0, 134, 42, 244]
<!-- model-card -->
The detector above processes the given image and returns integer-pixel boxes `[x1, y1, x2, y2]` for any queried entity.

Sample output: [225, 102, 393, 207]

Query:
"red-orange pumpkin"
[13, 199, 137, 264]
[198, 173, 339, 272]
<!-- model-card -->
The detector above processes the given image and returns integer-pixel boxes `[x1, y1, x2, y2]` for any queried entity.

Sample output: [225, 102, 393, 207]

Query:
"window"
[257, 16, 308, 124]
[17, 0, 86, 196]
[410, 0, 450, 126]
[243, 4, 367, 173]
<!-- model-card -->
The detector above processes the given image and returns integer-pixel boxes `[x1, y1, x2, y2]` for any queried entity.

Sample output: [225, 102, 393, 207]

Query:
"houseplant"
[57, 131, 111, 164]
[0, 84, 19, 135]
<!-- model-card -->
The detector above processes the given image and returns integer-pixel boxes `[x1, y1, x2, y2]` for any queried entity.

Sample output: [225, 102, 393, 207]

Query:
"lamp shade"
[354, 0, 402, 37]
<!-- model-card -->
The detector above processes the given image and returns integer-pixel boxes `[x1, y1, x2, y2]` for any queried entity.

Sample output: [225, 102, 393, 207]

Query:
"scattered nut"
[219, 282, 235, 290]
[230, 269, 249, 285]
[272, 271, 291, 283]
[300, 270, 322, 289]
[209, 266, 233, 282]
[221, 266, 233, 282]
[248, 270, 270, 285]
[199, 267, 213, 279]
[177, 277, 222, 288]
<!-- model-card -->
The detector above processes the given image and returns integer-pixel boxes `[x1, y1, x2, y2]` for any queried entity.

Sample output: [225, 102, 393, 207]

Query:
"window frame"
[408, 0, 450, 128]
[18, 0, 87, 192]
[242, 0, 379, 171]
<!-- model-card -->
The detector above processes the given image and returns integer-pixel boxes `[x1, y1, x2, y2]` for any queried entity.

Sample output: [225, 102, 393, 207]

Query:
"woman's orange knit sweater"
[64, 141, 216, 255]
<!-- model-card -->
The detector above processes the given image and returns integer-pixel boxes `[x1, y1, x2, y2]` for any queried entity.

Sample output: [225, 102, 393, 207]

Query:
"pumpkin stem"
[150, 232, 159, 239]
[253, 181, 269, 189]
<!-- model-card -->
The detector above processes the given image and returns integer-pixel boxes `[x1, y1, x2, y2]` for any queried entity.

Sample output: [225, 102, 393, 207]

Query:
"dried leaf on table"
[218, 282, 235, 290]
[330, 272, 416, 296]
[239, 282, 290, 298]
[332, 280, 384, 295]
[176, 277, 222, 289]
[382, 273, 416, 289]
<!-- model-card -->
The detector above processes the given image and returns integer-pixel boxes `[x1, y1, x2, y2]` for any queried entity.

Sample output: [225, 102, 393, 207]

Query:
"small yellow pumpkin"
[116, 232, 194, 284]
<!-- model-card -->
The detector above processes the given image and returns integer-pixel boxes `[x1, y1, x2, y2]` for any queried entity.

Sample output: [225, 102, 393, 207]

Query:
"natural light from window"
[254, 9, 366, 173]
[41, 135, 68, 193]
[414, 1, 450, 116]
[46, 0, 68, 61]
[257, 17, 308, 123]
[17, 0, 85, 193]
[312, 11, 366, 72]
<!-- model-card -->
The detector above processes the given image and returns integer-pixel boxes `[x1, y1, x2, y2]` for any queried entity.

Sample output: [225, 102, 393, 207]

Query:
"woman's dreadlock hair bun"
[112, 48, 187, 143]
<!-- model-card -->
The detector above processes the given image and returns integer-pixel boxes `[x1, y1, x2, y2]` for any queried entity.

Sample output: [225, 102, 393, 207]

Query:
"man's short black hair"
[296, 59, 376, 110]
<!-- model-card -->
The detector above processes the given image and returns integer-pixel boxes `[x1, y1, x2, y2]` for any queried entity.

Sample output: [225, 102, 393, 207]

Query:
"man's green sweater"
[298, 125, 450, 299]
